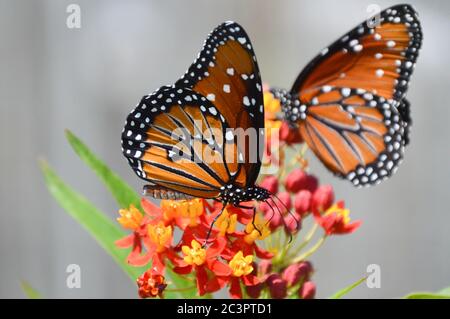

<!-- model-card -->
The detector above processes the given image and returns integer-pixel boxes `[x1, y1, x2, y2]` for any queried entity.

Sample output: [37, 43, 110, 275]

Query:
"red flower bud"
[279, 122, 303, 144]
[284, 212, 301, 234]
[277, 191, 292, 211]
[258, 259, 272, 277]
[282, 261, 313, 286]
[260, 175, 278, 194]
[266, 274, 287, 299]
[294, 190, 312, 217]
[299, 281, 316, 299]
[304, 174, 319, 193]
[311, 185, 334, 214]
[246, 283, 264, 299]
[285, 169, 307, 193]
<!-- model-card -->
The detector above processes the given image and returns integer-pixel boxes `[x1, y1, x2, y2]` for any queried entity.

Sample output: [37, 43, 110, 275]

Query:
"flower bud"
[279, 122, 303, 144]
[266, 274, 287, 299]
[260, 175, 279, 194]
[311, 185, 334, 214]
[277, 191, 292, 211]
[264, 208, 283, 231]
[258, 259, 272, 277]
[246, 283, 264, 299]
[282, 261, 313, 286]
[284, 212, 301, 234]
[137, 270, 167, 298]
[294, 190, 312, 217]
[299, 281, 316, 299]
[284, 169, 307, 193]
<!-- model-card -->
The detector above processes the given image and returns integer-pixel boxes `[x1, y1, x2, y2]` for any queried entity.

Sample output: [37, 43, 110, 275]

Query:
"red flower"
[137, 269, 167, 298]
[314, 201, 361, 235]
[173, 238, 230, 296]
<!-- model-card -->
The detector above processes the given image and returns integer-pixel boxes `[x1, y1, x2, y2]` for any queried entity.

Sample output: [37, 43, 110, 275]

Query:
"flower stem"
[292, 235, 327, 263]
[287, 222, 318, 259]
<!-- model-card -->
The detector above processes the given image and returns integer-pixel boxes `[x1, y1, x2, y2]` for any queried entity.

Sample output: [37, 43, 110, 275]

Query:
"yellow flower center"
[216, 209, 237, 236]
[325, 204, 351, 224]
[182, 240, 206, 266]
[244, 214, 271, 244]
[229, 251, 253, 277]
[117, 204, 143, 230]
[147, 222, 172, 252]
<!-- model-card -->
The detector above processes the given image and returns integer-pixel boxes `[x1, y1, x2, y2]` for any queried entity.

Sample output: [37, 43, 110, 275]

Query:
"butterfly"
[270, 4, 422, 187]
[121, 22, 293, 236]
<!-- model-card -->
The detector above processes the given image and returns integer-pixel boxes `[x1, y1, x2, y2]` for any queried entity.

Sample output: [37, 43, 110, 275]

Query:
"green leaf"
[438, 286, 450, 295]
[20, 281, 42, 299]
[39, 160, 146, 282]
[65, 129, 141, 210]
[329, 277, 367, 299]
[404, 292, 450, 299]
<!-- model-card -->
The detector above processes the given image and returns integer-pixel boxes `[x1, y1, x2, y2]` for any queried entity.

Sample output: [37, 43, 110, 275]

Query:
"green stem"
[292, 235, 327, 263]
[287, 222, 318, 260]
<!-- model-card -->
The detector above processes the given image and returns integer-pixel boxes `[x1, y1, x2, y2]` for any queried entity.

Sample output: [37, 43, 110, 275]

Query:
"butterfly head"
[220, 184, 270, 205]
[270, 88, 306, 125]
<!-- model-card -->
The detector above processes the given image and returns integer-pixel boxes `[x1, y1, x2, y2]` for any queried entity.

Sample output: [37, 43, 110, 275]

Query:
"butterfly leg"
[203, 202, 228, 247]
[236, 204, 262, 236]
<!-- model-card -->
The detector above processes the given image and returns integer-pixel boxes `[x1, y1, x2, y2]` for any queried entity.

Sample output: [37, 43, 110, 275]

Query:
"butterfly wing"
[286, 4, 421, 186]
[292, 4, 422, 102]
[176, 21, 264, 187]
[122, 86, 254, 198]
[297, 87, 404, 186]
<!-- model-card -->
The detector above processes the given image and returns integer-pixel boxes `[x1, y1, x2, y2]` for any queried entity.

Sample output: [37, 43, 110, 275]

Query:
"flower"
[227, 251, 259, 299]
[215, 208, 238, 236]
[315, 201, 361, 235]
[244, 214, 271, 244]
[137, 270, 167, 298]
[160, 198, 205, 229]
[279, 121, 303, 144]
[173, 238, 230, 296]
[147, 221, 172, 253]
[311, 185, 334, 214]
[117, 204, 143, 230]
[299, 281, 316, 299]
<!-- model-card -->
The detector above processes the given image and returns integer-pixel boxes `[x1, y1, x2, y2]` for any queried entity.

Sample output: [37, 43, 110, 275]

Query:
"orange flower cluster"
[115, 87, 361, 299]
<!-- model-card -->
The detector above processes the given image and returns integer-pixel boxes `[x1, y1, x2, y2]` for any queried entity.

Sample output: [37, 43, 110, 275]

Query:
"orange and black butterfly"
[271, 4, 422, 187]
[121, 22, 289, 232]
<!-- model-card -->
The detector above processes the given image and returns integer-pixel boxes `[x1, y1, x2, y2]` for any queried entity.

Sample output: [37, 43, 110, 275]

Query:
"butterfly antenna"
[263, 199, 276, 226]
[267, 195, 295, 244]
[271, 192, 301, 231]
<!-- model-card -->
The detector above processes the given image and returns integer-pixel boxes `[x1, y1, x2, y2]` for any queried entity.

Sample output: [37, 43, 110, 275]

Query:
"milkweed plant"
[36, 89, 450, 299]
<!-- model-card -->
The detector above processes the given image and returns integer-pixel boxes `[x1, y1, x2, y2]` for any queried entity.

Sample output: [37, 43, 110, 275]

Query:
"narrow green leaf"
[39, 160, 145, 281]
[438, 287, 450, 295]
[404, 292, 450, 299]
[20, 281, 43, 299]
[65, 129, 141, 210]
[329, 277, 367, 299]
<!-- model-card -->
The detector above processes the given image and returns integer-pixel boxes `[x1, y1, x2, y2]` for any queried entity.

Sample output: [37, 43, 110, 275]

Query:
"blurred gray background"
[1, 0, 449, 298]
